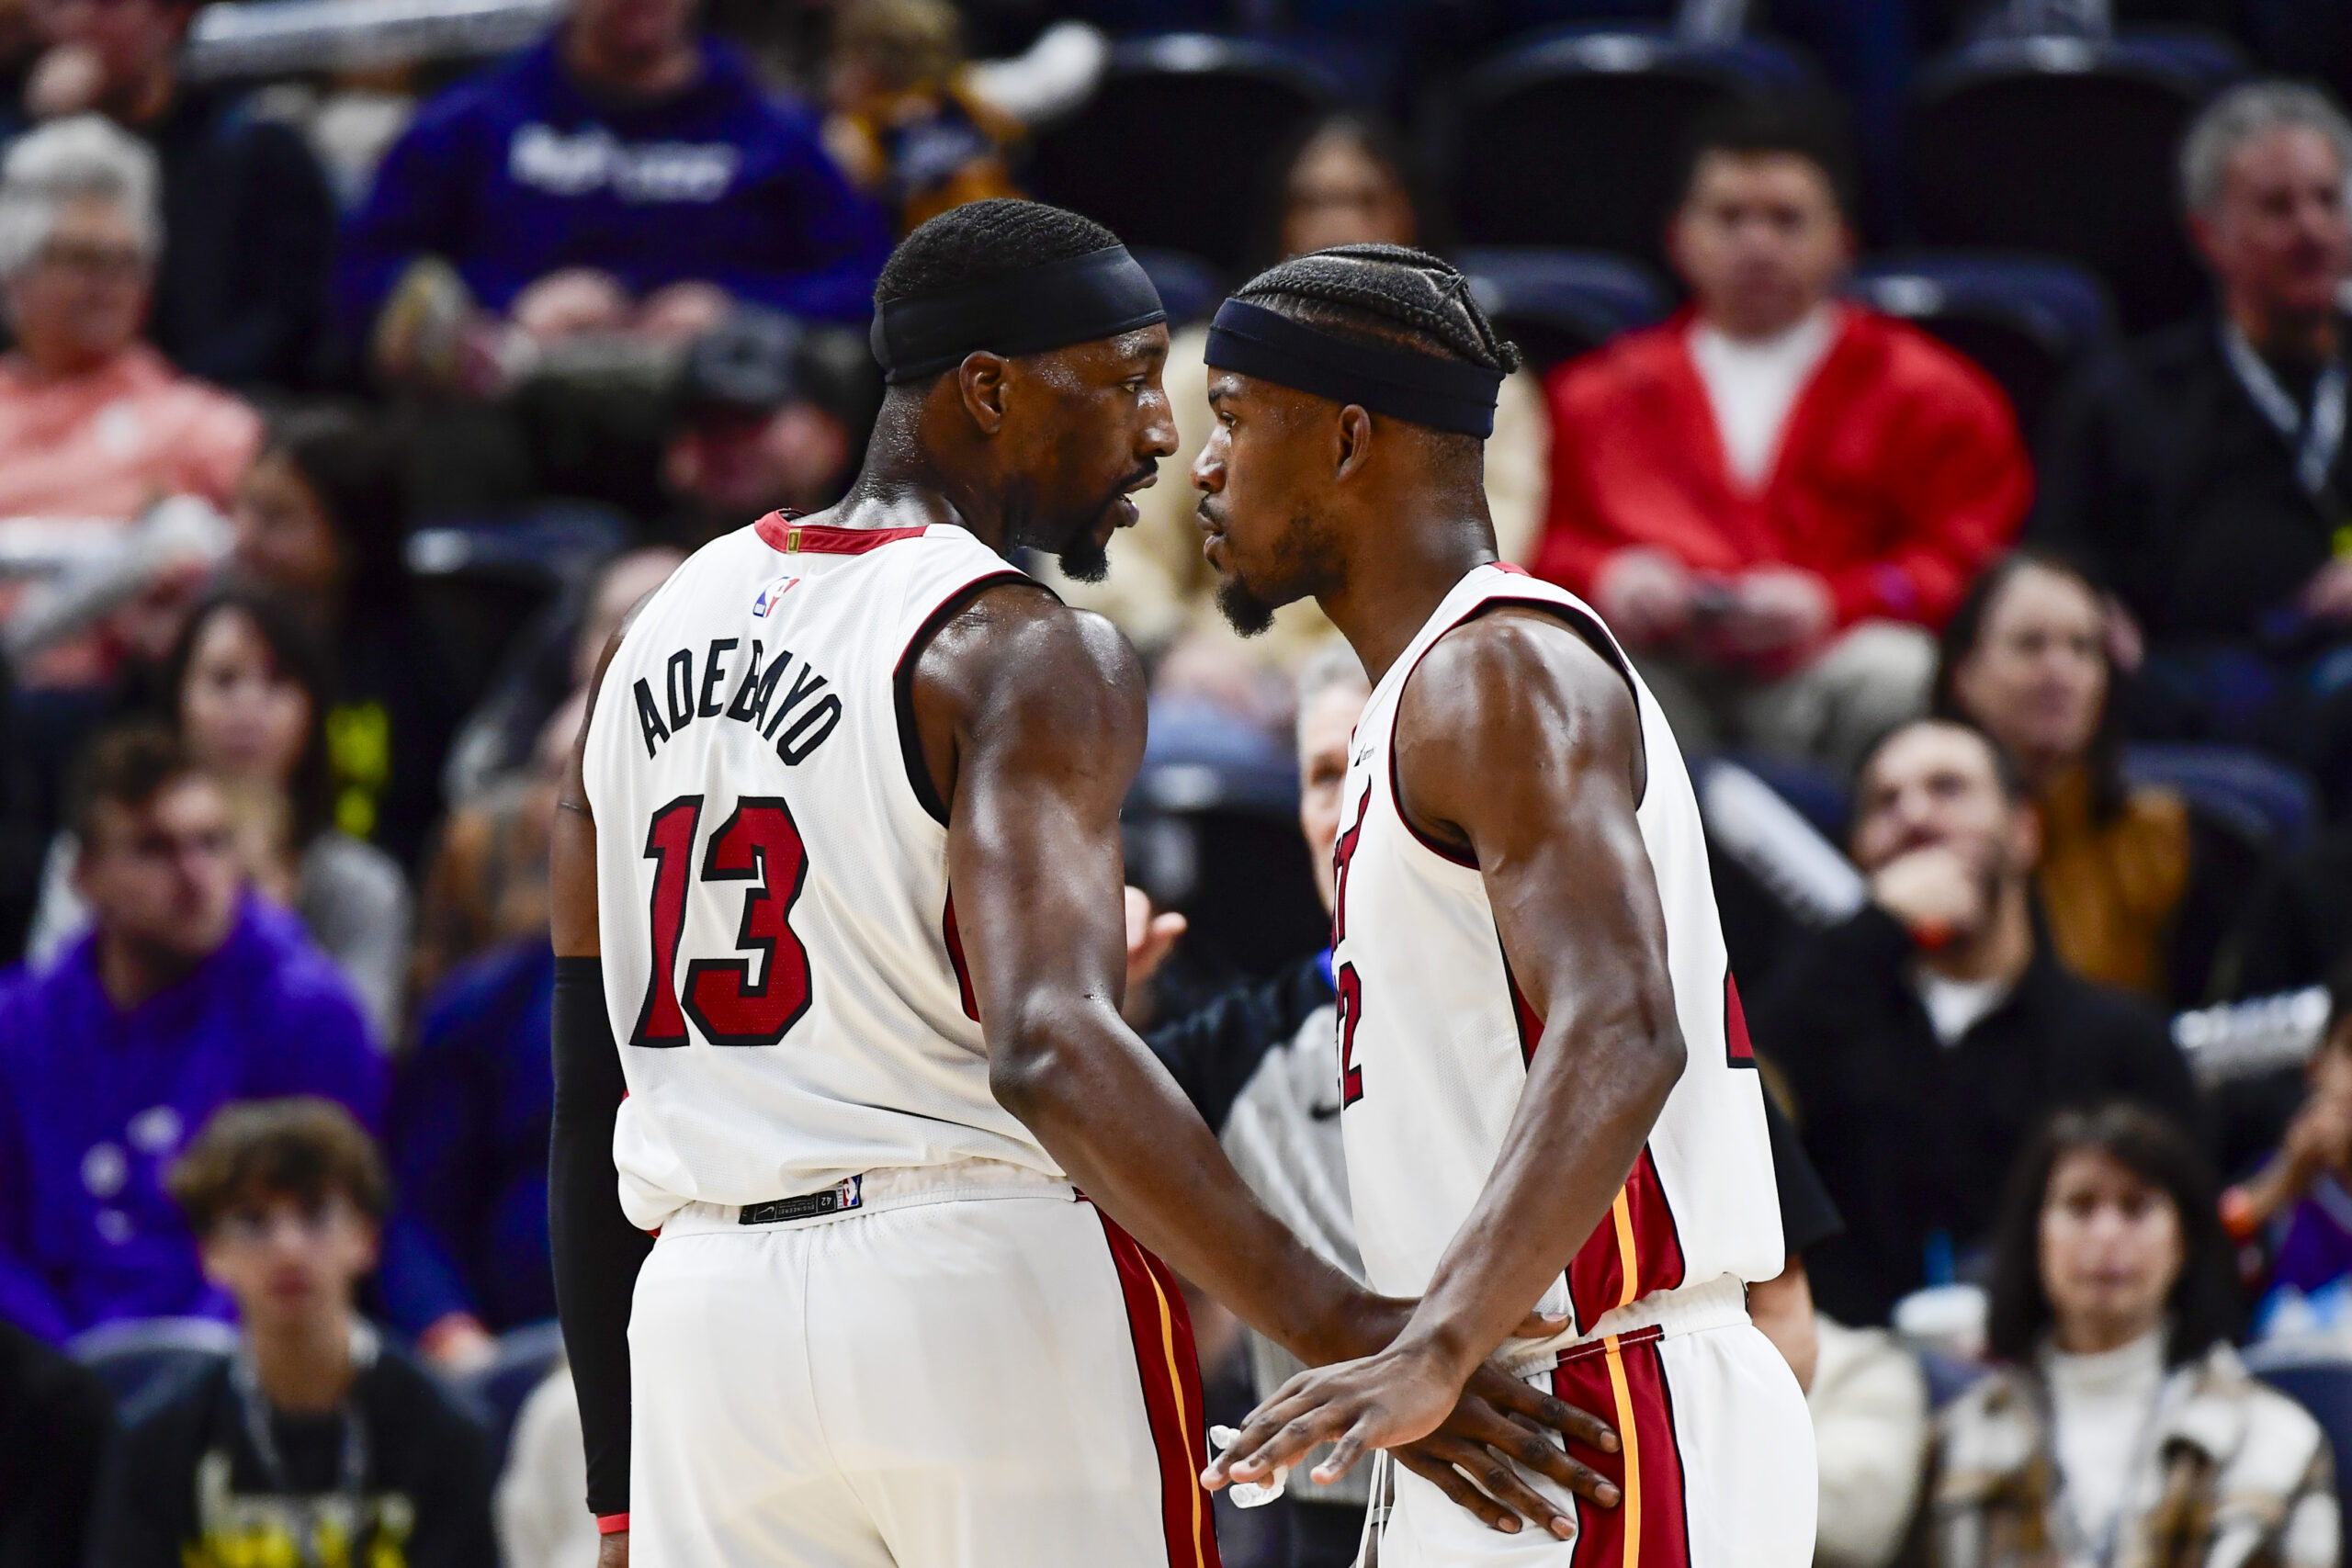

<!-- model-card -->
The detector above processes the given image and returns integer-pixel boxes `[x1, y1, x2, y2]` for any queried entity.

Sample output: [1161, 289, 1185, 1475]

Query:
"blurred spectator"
[340, 0, 891, 387]
[2222, 963, 2352, 1296]
[382, 936, 558, 1371]
[1935, 551, 2198, 1001]
[0, 115, 257, 518]
[1929, 1104, 2335, 1568]
[658, 308, 877, 546]
[0, 1316, 111, 1567]
[1534, 102, 2030, 773]
[2034, 83, 2352, 815]
[495, 1359, 595, 1568]
[0, 727, 380, 1342]
[822, 0, 1022, 235]
[2233, 822, 2352, 998]
[23, 0, 336, 387]
[86, 1098, 496, 1568]
[1073, 113, 1550, 681]
[28, 592, 413, 1040]
[1806, 1313, 1928, 1568]
[1758, 718, 2198, 1326]
[228, 408, 465, 866]
[416, 545, 678, 991]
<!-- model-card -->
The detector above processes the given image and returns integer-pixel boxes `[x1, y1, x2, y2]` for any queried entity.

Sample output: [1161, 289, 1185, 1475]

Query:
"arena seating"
[69, 1315, 239, 1407]
[1847, 254, 2113, 440]
[2244, 1342, 2352, 1553]
[1027, 34, 1342, 276]
[1445, 27, 1814, 275]
[1909, 30, 2245, 331]
[1457, 246, 1671, 372]
[1132, 247, 1229, 327]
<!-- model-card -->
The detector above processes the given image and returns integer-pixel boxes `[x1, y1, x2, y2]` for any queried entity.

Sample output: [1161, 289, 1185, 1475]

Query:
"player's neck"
[835, 400, 1013, 554]
[1318, 496, 1500, 685]
[247, 1306, 358, 1415]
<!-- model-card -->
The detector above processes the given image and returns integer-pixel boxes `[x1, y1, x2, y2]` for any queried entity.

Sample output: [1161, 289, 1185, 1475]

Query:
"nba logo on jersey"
[752, 575, 800, 617]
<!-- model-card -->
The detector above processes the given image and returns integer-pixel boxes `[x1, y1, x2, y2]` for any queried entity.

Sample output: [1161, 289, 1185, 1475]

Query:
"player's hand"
[1389, 1361, 1623, 1538]
[596, 1529, 628, 1567]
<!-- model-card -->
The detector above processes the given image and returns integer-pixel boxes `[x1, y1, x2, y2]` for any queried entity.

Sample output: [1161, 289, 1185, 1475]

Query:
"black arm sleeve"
[1141, 955, 1337, 1134]
[549, 955, 651, 1521]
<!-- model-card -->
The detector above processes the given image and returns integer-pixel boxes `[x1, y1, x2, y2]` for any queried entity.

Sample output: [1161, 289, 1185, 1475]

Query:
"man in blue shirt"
[0, 727, 382, 1343]
[335, 0, 891, 352]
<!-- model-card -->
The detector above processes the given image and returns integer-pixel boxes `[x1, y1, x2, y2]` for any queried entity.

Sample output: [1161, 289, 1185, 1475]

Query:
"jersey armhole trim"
[893, 570, 1041, 827]
[1388, 592, 1648, 868]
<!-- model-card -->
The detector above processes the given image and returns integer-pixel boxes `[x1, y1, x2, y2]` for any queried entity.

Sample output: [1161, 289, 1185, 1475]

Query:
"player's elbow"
[986, 1002, 1092, 1126]
[1631, 1011, 1687, 1107]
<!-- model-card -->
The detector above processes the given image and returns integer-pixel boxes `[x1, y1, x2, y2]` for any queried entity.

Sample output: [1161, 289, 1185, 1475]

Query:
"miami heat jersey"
[582, 512, 1058, 1231]
[1331, 564, 1784, 1348]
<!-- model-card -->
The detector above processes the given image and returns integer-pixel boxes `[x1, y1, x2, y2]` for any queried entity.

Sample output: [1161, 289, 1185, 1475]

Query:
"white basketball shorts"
[1370, 1277, 1816, 1567]
[627, 1164, 1222, 1568]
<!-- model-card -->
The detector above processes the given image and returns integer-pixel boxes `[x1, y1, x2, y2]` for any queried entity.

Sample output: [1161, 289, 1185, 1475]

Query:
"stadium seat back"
[1131, 248, 1228, 329]
[70, 1315, 241, 1409]
[1849, 254, 2115, 439]
[1458, 246, 1671, 371]
[1910, 34, 2245, 332]
[1027, 36, 1340, 276]
[1450, 30, 1815, 275]
[454, 1319, 568, 1472]
[2122, 742, 2319, 855]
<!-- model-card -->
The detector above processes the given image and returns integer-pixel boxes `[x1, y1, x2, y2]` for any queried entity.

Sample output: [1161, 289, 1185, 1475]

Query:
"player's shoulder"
[915, 579, 1144, 731]
[1413, 596, 1634, 718]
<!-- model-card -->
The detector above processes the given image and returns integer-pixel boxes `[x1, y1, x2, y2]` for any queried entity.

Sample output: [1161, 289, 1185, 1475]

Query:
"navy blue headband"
[1203, 299, 1504, 437]
[870, 245, 1167, 384]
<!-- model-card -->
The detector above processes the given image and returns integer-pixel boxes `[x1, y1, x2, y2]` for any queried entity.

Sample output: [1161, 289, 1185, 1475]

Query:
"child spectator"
[0, 726, 380, 1341]
[822, 0, 1023, 236]
[86, 1097, 495, 1568]
[2222, 960, 2352, 1301]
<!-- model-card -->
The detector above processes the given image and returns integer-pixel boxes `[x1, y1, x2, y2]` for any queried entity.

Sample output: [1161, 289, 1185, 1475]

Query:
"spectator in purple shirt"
[0, 726, 381, 1343]
[339, 0, 890, 392]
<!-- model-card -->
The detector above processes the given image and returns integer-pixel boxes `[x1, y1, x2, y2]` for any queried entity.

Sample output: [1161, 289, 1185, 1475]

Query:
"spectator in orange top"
[0, 115, 257, 520]
[1534, 101, 2031, 773]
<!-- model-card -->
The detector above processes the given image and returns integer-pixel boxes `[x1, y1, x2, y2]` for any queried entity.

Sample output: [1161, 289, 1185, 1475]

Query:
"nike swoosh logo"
[1308, 1101, 1345, 1121]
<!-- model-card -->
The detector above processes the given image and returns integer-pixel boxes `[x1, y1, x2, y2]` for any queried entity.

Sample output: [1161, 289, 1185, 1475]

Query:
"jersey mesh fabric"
[582, 514, 1058, 1229]
[1331, 564, 1785, 1348]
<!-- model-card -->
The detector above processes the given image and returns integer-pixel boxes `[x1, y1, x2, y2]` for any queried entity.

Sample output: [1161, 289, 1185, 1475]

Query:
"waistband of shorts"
[657, 1158, 1077, 1236]
[1498, 1272, 1752, 1376]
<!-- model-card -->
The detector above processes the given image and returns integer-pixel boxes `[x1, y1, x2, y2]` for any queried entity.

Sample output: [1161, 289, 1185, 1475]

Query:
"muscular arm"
[1211, 607, 1685, 1485]
[922, 586, 1370, 1360]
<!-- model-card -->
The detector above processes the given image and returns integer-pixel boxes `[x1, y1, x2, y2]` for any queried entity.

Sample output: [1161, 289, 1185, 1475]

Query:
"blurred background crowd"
[4, 0, 2352, 1562]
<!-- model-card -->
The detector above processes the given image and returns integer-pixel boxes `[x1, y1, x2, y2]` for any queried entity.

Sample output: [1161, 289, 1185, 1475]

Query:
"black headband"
[1203, 299, 1504, 437]
[869, 245, 1167, 384]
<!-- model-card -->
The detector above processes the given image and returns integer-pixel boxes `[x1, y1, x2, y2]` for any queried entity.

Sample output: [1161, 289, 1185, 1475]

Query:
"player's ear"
[1333, 404, 1374, 482]
[956, 352, 1012, 435]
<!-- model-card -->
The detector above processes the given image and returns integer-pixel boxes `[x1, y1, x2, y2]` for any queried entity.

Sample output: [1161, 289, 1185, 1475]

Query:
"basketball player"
[547, 203, 1622, 1568]
[1193, 244, 1817, 1565]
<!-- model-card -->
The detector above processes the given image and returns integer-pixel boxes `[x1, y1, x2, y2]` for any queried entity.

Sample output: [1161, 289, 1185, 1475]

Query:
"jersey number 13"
[630, 794, 813, 1047]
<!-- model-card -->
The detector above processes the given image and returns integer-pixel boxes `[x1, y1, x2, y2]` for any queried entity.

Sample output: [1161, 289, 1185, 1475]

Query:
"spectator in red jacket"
[1534, 102, 2032, 772]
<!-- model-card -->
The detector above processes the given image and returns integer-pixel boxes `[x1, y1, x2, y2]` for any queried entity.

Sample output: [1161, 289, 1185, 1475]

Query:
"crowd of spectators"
[0, 0, 2348, 1564]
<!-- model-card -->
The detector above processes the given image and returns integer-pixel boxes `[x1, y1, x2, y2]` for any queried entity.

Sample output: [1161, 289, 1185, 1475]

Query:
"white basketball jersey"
[1332, 564, 1784, 1340]
[582, 512, 1058, 1231]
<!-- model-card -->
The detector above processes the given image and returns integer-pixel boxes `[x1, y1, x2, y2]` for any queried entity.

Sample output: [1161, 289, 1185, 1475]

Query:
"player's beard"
[1056, 528, 1112, 583]
[1215, 574, 1280, 637]
[1213, 509, 1331, 637]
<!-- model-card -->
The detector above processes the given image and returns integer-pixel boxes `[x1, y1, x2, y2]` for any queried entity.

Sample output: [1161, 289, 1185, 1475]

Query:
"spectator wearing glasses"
[2034, 82, 2352, 815]
[86, 1097, 495, 1568]
[0, 727, 380, 1343]
[22, 0, 338, 388]
[1535, 100, 2030, 773]
[0, 114, 258, 521]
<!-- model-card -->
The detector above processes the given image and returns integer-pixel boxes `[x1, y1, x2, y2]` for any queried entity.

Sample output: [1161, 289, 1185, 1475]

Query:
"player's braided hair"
[1231, 243, 1521, 378]
[874, 197, 1121, 308]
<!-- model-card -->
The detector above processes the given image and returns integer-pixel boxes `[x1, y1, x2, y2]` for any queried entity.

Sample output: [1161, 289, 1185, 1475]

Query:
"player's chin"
[1214, 572, 1282, 637]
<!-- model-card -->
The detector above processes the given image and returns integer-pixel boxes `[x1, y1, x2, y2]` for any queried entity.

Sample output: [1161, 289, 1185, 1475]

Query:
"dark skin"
[551, 321, 1620, 1564]
[1192, 358, 1688, 1517]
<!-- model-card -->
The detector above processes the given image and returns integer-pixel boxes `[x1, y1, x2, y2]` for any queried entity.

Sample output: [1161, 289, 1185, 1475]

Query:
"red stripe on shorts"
[1551, 1327, 1690, 1566]
[1093, 1209, 1222, 1568]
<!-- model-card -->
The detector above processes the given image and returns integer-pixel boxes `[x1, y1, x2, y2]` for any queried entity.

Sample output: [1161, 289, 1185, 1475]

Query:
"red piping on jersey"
[1384, 585, 1640, 872]
[1092, 1208, 1222, 1568]
[754, 511, 932, 555]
